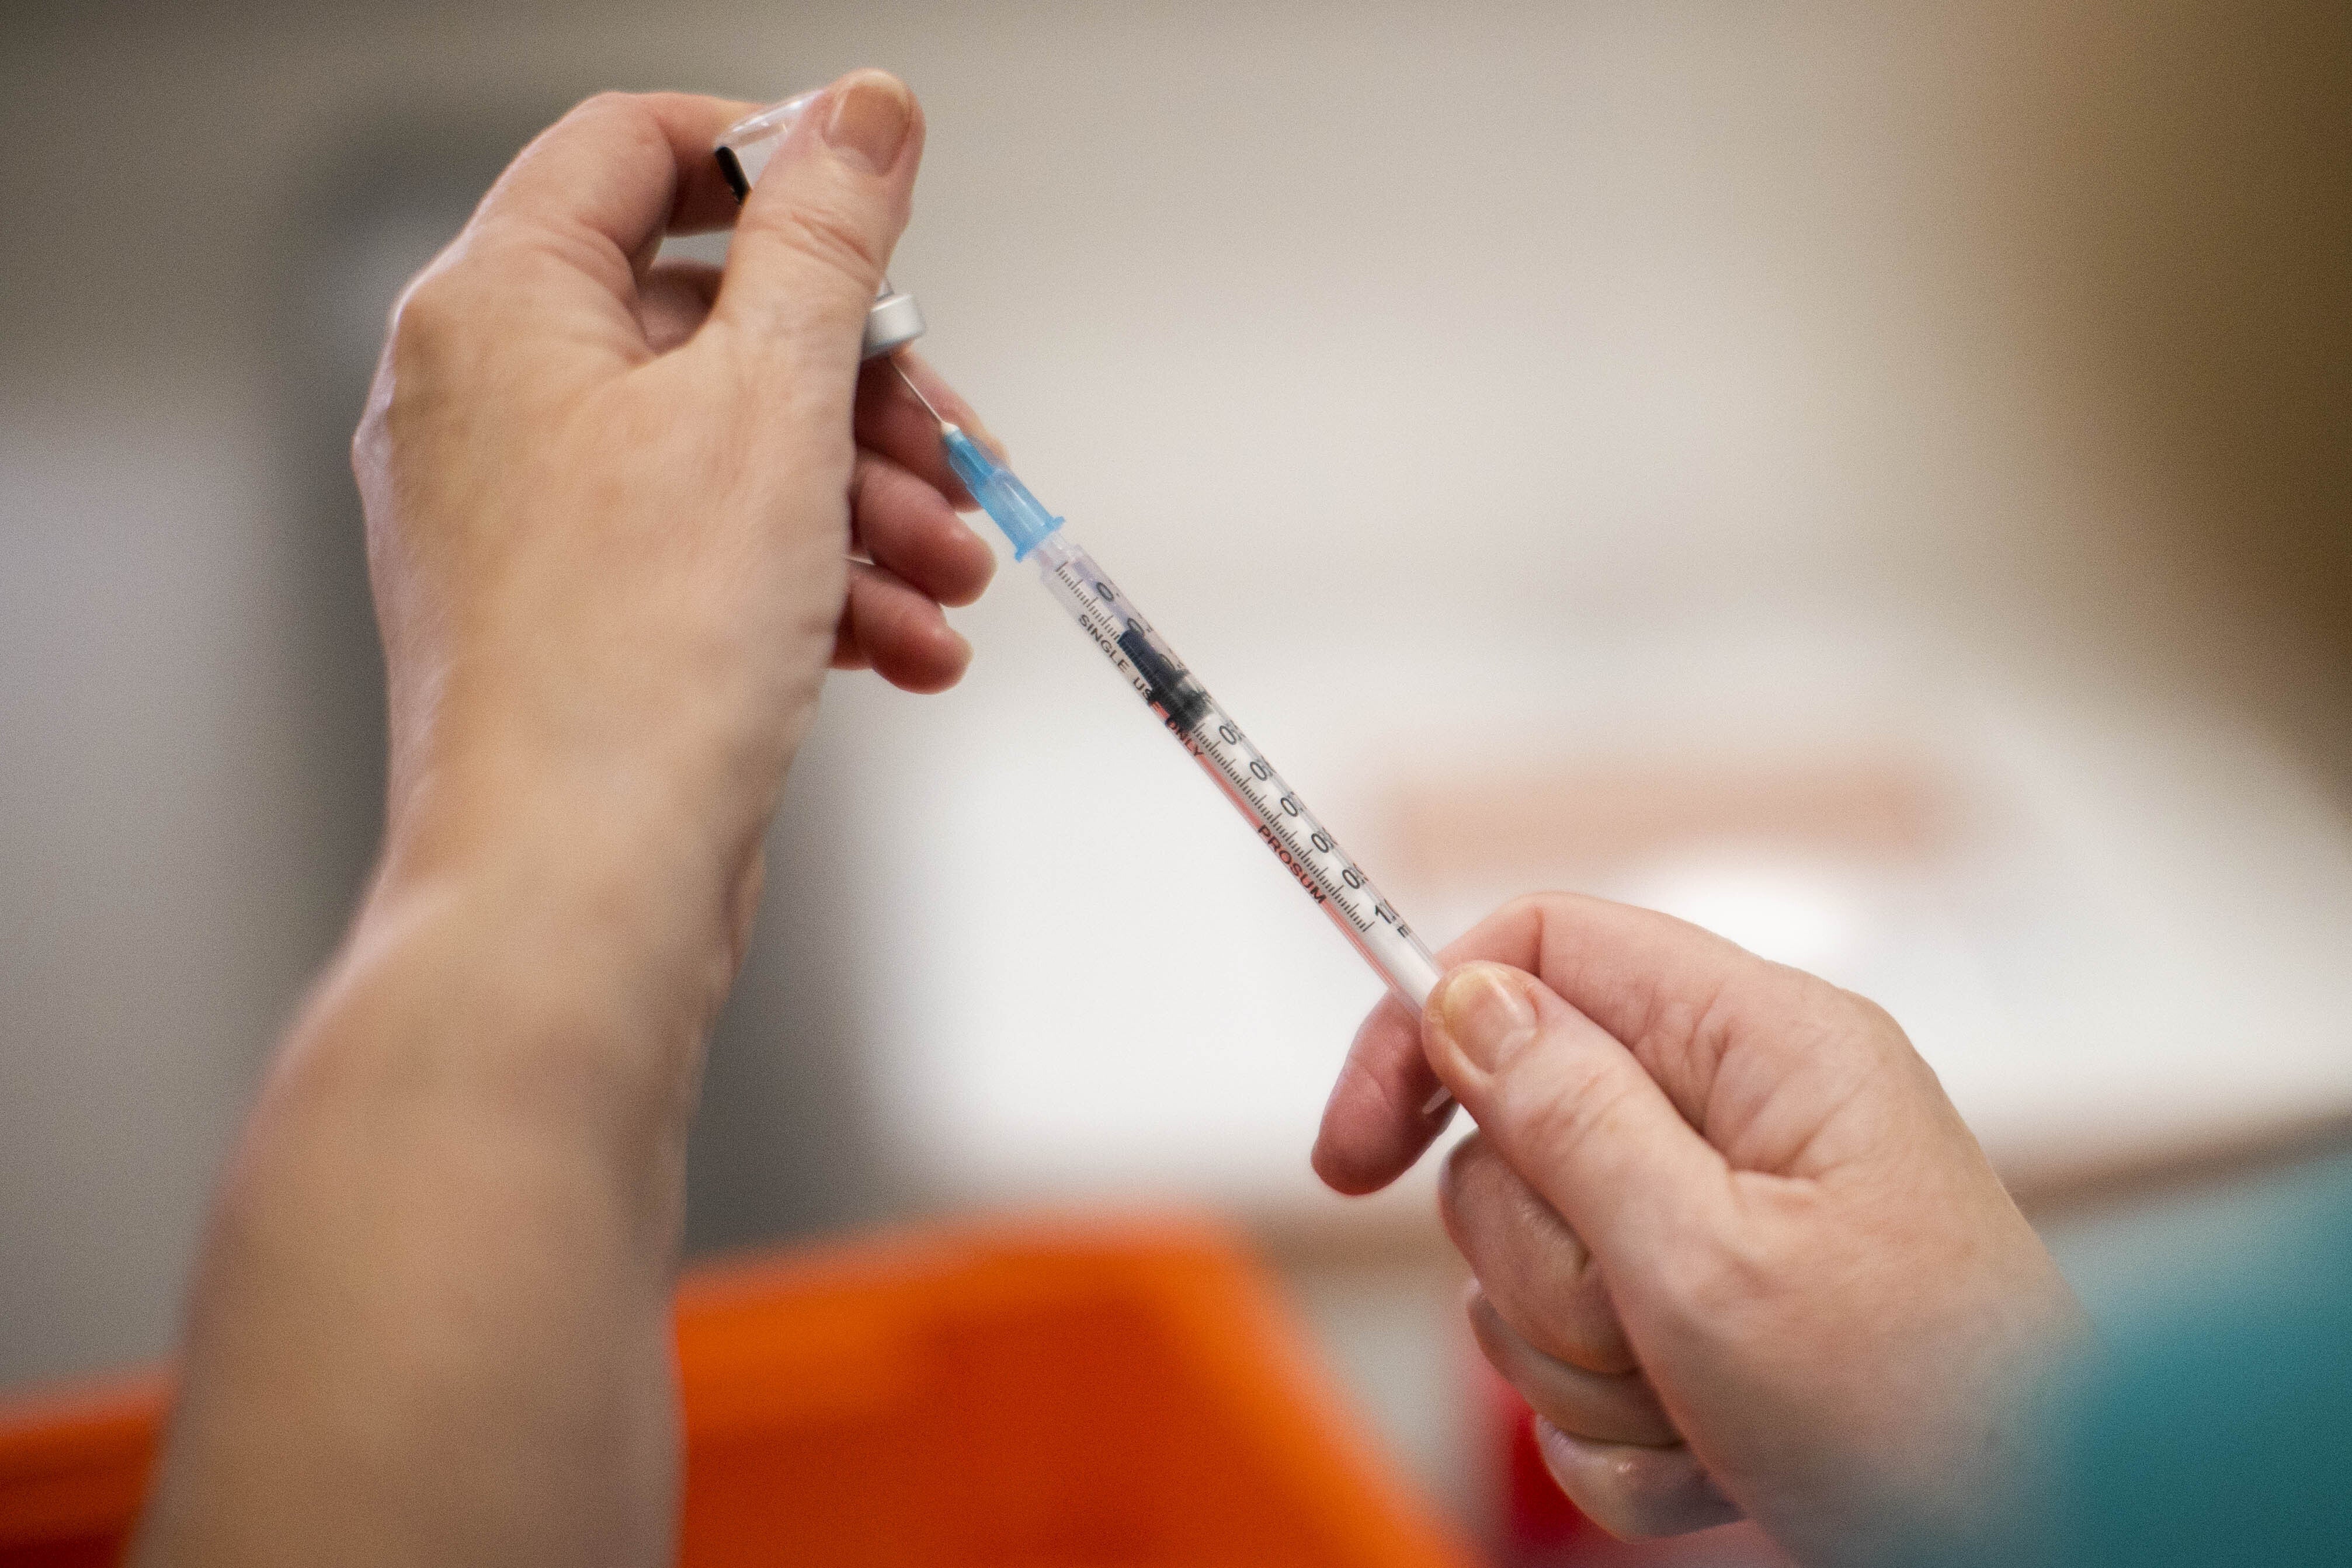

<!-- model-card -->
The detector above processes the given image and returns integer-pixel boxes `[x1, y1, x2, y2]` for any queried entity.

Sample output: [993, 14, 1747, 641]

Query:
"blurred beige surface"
[2, 0, 2347, 1544]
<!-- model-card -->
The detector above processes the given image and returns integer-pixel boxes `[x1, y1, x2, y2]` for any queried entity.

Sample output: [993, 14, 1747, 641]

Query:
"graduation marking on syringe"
[926, 395, 1448, 1095]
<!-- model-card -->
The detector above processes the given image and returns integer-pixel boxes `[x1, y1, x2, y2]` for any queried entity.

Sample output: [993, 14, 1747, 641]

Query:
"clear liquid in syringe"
[1028, 533, 1444, 1012]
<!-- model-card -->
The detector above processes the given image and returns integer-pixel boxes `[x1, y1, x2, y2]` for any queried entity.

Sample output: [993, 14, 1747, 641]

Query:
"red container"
[0, 1219, 1471, 1568]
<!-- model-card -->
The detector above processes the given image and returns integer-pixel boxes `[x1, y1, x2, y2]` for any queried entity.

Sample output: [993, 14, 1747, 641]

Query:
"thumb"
[711, 70, 923, 394]
[1426, 962, 1729, 1265]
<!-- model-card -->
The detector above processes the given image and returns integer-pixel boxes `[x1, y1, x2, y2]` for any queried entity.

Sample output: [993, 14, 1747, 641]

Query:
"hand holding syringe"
[720, 100, 1451, 1114]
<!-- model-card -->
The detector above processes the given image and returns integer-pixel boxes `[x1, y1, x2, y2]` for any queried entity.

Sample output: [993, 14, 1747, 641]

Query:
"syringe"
[922, 392, 1447, 1024]
[713, 97, 1447, 1103]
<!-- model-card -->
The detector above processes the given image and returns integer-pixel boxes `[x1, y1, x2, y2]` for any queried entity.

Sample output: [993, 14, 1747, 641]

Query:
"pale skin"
[131, 71, 2082, 1568]
[133, 74, 995, 1567]
[1315, 903, 2089, 1565]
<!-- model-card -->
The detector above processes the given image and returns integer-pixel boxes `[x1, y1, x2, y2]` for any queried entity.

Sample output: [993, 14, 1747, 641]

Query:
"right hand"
[1315, 895, 2087, 1567]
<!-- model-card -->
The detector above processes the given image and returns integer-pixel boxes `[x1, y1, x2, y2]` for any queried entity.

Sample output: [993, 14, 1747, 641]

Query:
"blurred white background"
[3, 0, 2346, 1550]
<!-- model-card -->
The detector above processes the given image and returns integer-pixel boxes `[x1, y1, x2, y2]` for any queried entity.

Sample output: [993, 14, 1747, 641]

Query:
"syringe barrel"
[948, 426, 1442, 1011]
[1027, 536, 1443, 1011]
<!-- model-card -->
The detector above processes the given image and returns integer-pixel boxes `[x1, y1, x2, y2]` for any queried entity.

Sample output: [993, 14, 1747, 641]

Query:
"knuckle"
[1529, 1251, 1634, 1375]
[350, 347, 395, 473]
[1444, 1129, 1639, 1376]
[1831, 981, 1909, 1046]
[1766, 961, 1921, 1072]
[758, 200, 885, 285]
[1450, 1134, 1530, 1237]
[565, 89, 651, 133]
[1498, 891, 1547, 924]
[1538, 1260, 1637, 1375]
[349, 391, 384, 478]
[385, 265, 467, 366]
[1436, 1133, 1489, 1229]
[1502, 1054, 1632, 1170]
[502, 93, 664, 200]
[1497, 890, 1569, 934]
[1437, 1136, 1516, 1264]
[571, 91, 673, 167]
[367, 257, 484, 451]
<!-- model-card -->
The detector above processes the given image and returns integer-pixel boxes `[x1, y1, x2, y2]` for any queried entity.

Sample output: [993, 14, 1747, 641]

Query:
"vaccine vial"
[715, 94, 926, 360]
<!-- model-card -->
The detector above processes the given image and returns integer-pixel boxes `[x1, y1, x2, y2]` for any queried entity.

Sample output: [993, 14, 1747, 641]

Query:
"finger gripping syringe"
[940, 423, 1446, 1019]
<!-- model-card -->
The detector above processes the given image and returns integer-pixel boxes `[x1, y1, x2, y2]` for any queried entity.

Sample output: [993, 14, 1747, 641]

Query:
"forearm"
[133, 816, 738, 1568]
[128, 75, 943, 1565]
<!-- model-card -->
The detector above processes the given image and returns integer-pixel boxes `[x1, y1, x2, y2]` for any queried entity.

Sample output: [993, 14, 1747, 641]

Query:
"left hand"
[353, 81, 996, 964]
[136, 77, 995, 1568]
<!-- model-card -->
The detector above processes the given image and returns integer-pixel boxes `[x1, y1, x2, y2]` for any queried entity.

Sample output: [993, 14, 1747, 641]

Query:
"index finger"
[1312, 892, 1764, 1195]
[1312, 960, 1461, 1196]
[471, 92, 762, 283]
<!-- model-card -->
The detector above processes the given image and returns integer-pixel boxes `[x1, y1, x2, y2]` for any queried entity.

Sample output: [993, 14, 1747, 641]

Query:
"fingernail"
[1434, 963, 1538, 1075]
[824, 71, 913, 175]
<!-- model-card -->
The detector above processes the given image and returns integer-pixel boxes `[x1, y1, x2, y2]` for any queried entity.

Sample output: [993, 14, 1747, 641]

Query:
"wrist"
[390, 697, 771, 924]
[362, 740, 763, 1089]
